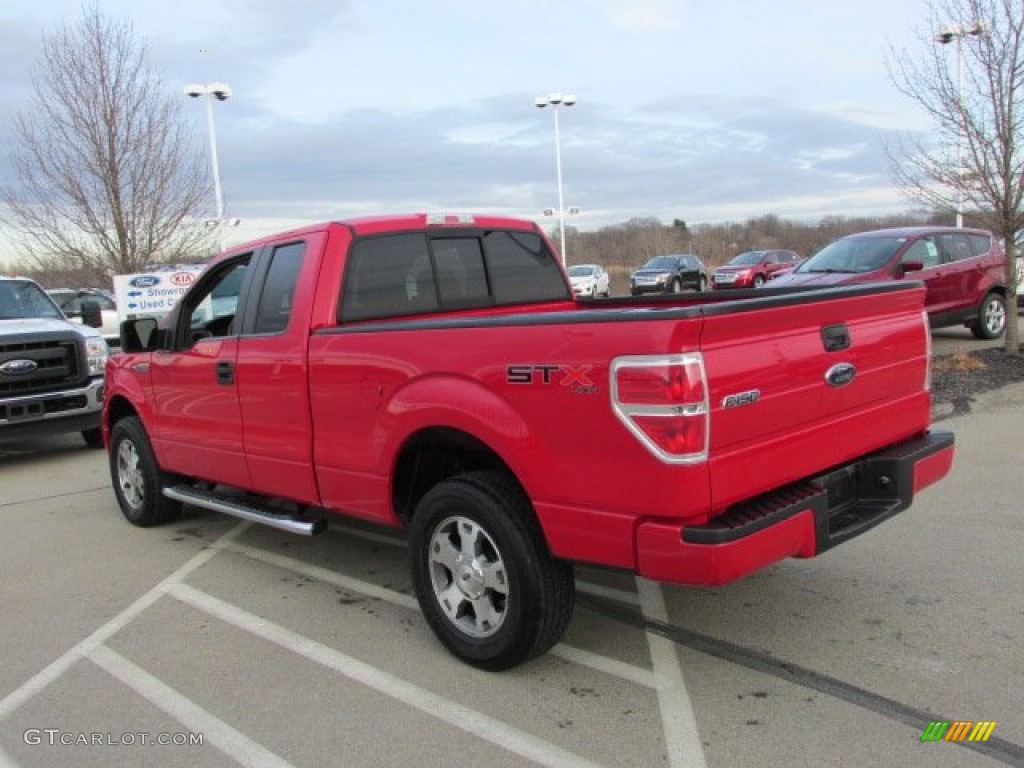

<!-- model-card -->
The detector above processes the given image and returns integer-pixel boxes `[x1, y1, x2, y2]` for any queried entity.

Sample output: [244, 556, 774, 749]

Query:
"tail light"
[610, 354, 709, 463]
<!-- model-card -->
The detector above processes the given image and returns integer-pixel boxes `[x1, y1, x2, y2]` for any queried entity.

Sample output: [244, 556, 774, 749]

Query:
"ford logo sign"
[0, 358, 39, 376]
[825, 362, 856, 387]
[129, 275, 160, 288]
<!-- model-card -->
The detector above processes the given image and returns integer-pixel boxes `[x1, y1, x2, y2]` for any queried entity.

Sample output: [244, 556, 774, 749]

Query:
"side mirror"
[899, 260, 924, 276]
[80, 300, 103, 328]
[121, 317, 160, 353]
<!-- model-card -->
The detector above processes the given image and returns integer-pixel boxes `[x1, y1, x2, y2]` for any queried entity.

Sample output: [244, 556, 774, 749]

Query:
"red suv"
[712, 249, 801, 289]
[769, 226, 1007, 339]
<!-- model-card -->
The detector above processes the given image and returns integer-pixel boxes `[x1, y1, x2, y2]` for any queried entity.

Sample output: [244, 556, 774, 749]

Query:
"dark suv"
[770, 226, 1007, 339]
[630, 254, 707, 295]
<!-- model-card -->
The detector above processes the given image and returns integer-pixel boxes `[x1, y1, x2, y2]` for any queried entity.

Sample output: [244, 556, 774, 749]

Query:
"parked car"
[769, 226, 1008, 339]
[630, 254, 707, 295]
[48, 288, 120, 345]
[568, 264, 610, 298]
[1, 277, 108, 447]
[712, 249, 801, 289]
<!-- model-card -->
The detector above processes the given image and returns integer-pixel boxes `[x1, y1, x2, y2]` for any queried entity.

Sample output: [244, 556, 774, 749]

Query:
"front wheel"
[970, 292, 1006, 339]
[752, 274, 765, 288]
[108, 416, 182, 527]
[408, 471, 574, 670]
[669, 278, 682, 294]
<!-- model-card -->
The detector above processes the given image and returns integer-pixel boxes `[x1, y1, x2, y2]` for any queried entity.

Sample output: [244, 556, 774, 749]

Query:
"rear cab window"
[252, 242, 305, 334]
[340, 229, 569, 322]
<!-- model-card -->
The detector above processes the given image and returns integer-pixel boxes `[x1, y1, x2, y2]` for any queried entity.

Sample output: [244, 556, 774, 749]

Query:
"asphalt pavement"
[0, 373, 1021, 767]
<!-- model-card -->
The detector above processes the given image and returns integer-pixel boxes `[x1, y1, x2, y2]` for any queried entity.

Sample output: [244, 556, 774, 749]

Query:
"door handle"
[217, 361, 234, 385]
[821, 323, 850, 352]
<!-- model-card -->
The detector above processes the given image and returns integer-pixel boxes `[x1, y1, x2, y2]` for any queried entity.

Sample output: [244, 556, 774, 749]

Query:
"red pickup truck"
[103, 213, 954, 670]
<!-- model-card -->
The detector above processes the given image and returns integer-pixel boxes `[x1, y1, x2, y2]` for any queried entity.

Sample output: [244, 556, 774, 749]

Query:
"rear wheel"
[108, 416, 181, 526]
[409, 471, 574, 670]
[970, 292, 1006, 339]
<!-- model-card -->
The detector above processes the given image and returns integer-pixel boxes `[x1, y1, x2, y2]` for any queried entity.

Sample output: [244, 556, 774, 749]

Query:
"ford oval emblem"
[129, 275, 160, 288]
[825, 362, 856, 387]
[0, 358, 39, 376]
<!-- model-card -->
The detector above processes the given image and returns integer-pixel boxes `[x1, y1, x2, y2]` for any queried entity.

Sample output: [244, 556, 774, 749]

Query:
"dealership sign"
[113, 266, 206, 324]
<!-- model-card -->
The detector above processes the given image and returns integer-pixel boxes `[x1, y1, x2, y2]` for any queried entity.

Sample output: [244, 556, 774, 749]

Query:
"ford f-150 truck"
[1, 276, 109, 447]
[103, 213, 954, 670]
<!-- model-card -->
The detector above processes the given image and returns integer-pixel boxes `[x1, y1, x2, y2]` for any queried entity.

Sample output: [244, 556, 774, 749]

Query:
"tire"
[670, 278, 682, 294]
[753, 275, 765, 288]
[108, 416, 182, 527]
[81, 427, 104, 449]
[408, 470, 575, 670]
[970, 292, 1006, 339]
[697, 276, 707, 292]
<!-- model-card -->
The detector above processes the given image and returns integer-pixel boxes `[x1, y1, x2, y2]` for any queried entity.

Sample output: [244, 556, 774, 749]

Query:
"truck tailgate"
[699, 283, 932, 513]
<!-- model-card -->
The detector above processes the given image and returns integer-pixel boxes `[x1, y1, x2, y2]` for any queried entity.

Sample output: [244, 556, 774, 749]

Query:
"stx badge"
[506, 364, 598, 394]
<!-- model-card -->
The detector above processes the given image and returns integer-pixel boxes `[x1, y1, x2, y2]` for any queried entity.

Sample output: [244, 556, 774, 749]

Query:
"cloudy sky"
[1, 0, 950, 253]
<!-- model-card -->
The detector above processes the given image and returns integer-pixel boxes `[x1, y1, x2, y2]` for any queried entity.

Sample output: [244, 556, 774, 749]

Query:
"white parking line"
[220, 539, 658, 687]
[219, 539, 419, 609]
[548, 645, 658, 689]
[0, 521, 251, 722]
[167, 582, 613, 768]
[636, 578, 707, 768]
[88, 645, 296, 768]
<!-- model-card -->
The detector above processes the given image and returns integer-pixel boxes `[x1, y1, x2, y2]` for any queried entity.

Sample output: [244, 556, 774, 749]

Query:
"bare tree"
[887, 0, 1023, 355]
[2, 8, 213, 277]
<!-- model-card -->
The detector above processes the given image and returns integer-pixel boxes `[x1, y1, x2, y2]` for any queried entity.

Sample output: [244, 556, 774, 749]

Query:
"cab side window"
[341, 234, 438, 322]
[180, 256, 251, 346]
[254, 242, 304, 334]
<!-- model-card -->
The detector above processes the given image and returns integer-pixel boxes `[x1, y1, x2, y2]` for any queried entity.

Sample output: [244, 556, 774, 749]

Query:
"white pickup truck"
[0, 276, 109, 447]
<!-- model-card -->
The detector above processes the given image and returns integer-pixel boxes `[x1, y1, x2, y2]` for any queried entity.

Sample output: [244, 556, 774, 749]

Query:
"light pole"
[935, 23, 983, 228]
[184, 82, 231, 223]
[535, 92, 576, 264]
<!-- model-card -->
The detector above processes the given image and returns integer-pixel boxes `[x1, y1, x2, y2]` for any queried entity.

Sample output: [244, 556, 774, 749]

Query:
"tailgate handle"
[821, 323, 850, 352]
[217, 361, 234, 385]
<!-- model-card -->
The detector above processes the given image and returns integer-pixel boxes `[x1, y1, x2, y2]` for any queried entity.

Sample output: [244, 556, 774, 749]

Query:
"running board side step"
[162, 486, 327, 536]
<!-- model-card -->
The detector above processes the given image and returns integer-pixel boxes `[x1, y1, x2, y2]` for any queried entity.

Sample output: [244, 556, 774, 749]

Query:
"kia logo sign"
[129, 275, 160, 288]
[170, 272, 195, 287]
[0, 358, 38, 376]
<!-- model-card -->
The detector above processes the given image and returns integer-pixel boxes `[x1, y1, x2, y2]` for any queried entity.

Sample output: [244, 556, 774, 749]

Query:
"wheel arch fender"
[382, 375, 541, 524]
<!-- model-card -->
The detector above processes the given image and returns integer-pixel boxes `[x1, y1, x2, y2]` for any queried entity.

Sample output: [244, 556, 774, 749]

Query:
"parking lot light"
[535, 92, 577, 265]
[935, 22, 984, 228]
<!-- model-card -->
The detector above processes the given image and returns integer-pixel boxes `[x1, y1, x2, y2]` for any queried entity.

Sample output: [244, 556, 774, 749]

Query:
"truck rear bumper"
[635, 430, 955, 586]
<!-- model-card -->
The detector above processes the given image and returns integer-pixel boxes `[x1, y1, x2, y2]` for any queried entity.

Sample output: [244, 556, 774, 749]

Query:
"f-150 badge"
[722, 389, 760, 409]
